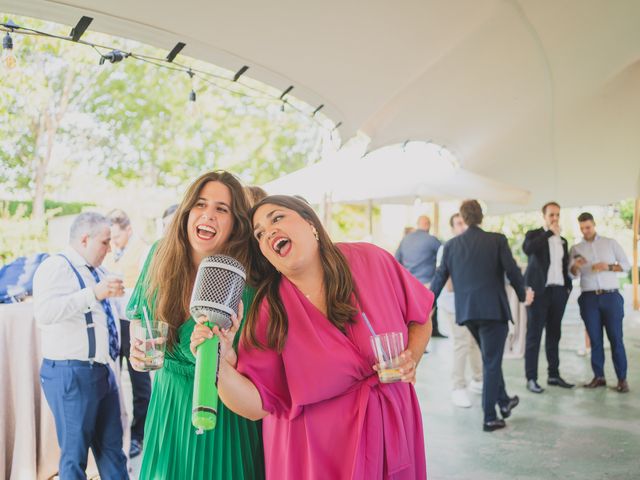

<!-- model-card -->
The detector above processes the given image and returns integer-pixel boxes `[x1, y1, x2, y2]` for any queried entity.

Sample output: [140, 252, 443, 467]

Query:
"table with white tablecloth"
[0, 301, 59, 480]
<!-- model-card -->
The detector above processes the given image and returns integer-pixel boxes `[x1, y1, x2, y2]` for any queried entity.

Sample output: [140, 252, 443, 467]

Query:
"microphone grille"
[190, 255, 246, 329]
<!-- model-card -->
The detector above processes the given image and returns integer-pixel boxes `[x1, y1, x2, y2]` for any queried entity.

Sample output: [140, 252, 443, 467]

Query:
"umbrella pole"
[433, 202, 440, 237]
[632, 197, 639, 310]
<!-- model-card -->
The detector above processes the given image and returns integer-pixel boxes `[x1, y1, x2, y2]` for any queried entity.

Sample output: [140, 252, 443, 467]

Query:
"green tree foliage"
[0, 14, 325, 219]
[0, 203, 48, 263]
[0, 199, 92, 218]
[616, 199, 635, 229]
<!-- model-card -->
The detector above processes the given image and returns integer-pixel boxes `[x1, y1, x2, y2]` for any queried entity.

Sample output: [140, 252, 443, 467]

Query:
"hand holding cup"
[93, 274, 124, 300]
[129, 319, 168, 371]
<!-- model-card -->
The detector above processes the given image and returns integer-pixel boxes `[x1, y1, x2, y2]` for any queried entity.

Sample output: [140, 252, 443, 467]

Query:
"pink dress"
[237, 243, 434, 479]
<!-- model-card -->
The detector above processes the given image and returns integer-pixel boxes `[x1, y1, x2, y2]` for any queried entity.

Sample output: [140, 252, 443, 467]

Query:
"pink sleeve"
[237, 302, 291, 417]
[382, 246, 434, 326]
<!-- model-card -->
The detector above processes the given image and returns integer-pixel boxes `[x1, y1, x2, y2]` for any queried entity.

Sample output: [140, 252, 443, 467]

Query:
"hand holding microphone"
[191, 300, 243, 368]
[189, 255, 246, 432]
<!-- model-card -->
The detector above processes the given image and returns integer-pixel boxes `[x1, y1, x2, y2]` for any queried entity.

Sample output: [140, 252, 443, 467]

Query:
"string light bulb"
[2, 32, 17, 70]
[99, 50, 127, 65]
[187, 69, 198, 116]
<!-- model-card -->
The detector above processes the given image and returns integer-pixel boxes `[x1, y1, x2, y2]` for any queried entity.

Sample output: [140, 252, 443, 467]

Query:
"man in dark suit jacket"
[522, 202, 574, 393]
[431, 200, 534, 432]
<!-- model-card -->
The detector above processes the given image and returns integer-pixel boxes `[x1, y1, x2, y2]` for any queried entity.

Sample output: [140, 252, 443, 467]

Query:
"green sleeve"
[126, 241, 160, 320]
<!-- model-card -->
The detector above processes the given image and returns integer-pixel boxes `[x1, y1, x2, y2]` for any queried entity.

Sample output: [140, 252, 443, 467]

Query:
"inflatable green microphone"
[189, 255, 246, 432]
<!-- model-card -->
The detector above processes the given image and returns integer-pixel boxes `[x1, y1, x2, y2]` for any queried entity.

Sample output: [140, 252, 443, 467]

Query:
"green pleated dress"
[127, 247, 265, 480]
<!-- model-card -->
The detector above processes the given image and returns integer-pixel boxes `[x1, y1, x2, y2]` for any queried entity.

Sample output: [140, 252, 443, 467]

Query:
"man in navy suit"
[522, 202, 574, 393]
[431, 200, 534, 431]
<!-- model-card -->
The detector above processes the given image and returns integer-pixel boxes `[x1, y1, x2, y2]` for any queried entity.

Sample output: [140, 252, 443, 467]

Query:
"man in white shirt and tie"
[570, 212, 631, 393]
[33, 212, 129, 479]
[522, 202, 574, 393]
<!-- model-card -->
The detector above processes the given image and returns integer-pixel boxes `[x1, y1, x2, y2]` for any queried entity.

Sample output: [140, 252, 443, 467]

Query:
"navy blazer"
[430, 225, 526, 325]
[522, 227, 572, 295]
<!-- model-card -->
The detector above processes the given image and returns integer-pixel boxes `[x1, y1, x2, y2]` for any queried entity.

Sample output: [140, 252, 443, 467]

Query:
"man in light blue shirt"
[396, 215, 443, 336]
[395, 215, 442, 284]
[569, 212, 631, 393]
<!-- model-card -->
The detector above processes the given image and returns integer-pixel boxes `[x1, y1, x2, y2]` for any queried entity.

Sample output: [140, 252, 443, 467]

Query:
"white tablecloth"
[504, 285, 528, 359]
[0, 302, 58, 480]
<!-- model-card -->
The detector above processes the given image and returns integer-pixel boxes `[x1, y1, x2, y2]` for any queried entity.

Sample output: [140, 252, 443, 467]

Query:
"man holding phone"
[522, 202, 574, 393]
[570, 212, 631, 393]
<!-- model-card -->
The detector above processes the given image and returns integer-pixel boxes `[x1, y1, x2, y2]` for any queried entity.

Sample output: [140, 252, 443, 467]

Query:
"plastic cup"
[130, 319, 169, 371]
[370, 332, 404, 383]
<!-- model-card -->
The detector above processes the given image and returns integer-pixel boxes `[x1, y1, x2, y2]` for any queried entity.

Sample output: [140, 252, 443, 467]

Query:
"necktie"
[87, 266, 119, 360]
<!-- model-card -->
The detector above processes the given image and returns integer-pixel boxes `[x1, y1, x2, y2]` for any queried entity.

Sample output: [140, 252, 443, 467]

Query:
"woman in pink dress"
[191, 195, 434, 479]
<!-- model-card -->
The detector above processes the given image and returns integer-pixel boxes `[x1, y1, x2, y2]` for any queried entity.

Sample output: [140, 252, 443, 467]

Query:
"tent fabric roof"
[3, 0, 639, 209]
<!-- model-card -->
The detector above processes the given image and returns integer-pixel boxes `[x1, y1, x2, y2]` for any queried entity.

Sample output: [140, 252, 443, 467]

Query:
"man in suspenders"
[33, 212, 129, 479]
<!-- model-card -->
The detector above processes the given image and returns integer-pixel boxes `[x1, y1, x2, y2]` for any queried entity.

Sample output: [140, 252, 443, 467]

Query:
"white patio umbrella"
[262, 142, 530, 206]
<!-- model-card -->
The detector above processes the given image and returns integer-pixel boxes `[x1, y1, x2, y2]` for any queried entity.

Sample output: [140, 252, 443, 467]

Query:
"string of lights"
[0, 16, 339, 136]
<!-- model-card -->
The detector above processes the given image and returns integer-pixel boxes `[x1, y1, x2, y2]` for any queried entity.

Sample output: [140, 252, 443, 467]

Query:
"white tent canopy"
[3, 0, 640, 209]
[263, 142, 530, 206]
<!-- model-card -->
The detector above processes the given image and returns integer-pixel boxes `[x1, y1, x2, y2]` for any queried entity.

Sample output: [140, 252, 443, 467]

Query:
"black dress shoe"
[548, 376, 575, 388]
[483, 419, 506, 432]
[527, 379, 544, 393]
[500, 395, 519, 419]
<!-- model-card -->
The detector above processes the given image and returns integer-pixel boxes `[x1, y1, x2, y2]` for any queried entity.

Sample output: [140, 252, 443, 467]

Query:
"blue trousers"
[465, 320, 510, 422]
[578, 291, 627, 380]
[40, 359, 128, 480]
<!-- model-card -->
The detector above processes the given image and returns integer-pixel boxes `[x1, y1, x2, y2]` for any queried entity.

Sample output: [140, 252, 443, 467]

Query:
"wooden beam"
[632, 197, 639, 310]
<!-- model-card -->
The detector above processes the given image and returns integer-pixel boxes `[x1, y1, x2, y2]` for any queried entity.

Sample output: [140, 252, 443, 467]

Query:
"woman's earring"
[312, 226, 320, 241]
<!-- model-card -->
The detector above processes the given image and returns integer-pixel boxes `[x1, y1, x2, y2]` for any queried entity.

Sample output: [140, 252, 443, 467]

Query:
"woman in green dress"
[128, 170, 264, 479]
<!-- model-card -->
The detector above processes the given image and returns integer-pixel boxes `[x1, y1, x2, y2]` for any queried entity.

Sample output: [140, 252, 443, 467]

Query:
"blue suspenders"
[57, 254, 96, 363]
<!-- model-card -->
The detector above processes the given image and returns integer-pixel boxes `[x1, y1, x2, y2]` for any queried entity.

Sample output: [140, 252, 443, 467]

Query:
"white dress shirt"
[33, 247, 121, 364]
[546, 229, 565, 286]
[569, 235, 631, 291]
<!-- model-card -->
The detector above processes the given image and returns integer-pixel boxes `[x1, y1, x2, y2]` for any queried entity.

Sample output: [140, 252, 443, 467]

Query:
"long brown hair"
[243, 195, 357, 352]
[146, 171, 252, 350]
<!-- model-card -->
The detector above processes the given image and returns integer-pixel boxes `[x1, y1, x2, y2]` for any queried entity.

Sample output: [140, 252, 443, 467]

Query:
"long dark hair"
[243, 195, 357, 352]
[146, 170, 251, 350]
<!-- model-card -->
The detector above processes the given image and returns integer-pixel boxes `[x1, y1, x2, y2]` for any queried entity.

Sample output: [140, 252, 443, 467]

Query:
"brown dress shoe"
[584, 377, 606, 388]
[616, 380, 629, 393]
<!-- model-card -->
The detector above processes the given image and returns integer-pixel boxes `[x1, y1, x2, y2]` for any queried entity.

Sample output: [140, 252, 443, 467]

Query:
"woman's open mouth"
[272, 237, 292, 257]
[196, 224, 217, 240]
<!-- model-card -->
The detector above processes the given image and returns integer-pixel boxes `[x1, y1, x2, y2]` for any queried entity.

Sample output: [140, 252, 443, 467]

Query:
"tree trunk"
[31, 67, 75, 219]
[32, 114, 53, 219]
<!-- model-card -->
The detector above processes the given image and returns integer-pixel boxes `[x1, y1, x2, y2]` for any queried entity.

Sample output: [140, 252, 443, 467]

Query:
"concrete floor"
[121, 304, 640, 480]
[417, 307, 640, 480]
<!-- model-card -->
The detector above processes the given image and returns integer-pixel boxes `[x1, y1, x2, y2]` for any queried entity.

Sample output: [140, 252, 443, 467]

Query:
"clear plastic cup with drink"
[370, 332, 404, 383]
[130, 319, 169, 371]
